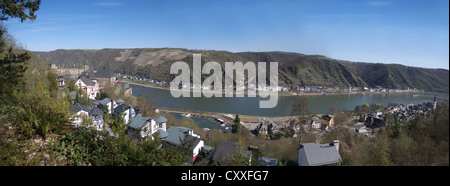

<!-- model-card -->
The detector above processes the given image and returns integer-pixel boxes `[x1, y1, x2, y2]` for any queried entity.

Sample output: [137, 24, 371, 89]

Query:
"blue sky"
[4, 0, 449, 69]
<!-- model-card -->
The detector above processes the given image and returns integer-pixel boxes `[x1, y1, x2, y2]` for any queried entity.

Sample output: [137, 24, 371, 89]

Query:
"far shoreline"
[120, 78, 447, 97]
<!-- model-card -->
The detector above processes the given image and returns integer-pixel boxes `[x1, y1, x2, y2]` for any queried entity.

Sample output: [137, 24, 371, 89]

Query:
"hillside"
[33, 48, 449, 93]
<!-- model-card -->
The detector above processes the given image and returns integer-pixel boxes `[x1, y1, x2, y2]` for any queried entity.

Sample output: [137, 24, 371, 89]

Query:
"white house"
[153, 116, 168, 134]
[113, 104, 135, 125]
[159, 126, 204, 163]
[89, 107, 104, 131]
[99, 98, 117, 114]
[75, 77, 99, 100]
[127, 115, 156, 138]
[309, 116, 321, 130]
[68, 103, 92, 128]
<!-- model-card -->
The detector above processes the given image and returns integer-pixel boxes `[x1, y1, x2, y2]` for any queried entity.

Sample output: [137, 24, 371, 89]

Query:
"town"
[50, 63, 424, 96]
[52, 64, 446, 166]
[117, 70, 424, 95]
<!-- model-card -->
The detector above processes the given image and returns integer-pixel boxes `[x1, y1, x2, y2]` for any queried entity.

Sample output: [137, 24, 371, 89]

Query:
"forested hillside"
[34, 48, 449, 93]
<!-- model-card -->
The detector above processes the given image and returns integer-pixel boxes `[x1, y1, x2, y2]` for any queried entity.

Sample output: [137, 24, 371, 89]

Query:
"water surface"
[131, 84, 449, 116]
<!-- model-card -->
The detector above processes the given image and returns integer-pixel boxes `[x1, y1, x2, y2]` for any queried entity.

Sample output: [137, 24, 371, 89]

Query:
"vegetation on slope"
[35, 48, 449, 93]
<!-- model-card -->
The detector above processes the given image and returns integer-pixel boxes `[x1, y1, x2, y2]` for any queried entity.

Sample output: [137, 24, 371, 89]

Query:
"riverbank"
[159, 107, 295, 123]
[120, 77, 433, 97]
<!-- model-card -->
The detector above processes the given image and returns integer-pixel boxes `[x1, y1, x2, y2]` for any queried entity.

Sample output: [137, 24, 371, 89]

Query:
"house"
[154, 115, 168, 132]
[212, 141, 252, 166]
[57, 74, 65, 87]
[127, 115, 167, 139]
[99, 98, 117, 114]
[364, 116, 385, 128]
[69, 103, 106, 131]
[95, 68, 116, 88]
[355, 124, 368, 134]
[258, 157, 278, 166]
[127, 115, 156, 138]
[115, 98, 124, 105]
[68, 91, 77, 104]
[257, 123, 269, 135]
[69, 103, 93, 127]
[113, 104, 135, 124]
[89, 107, 104, 131]
[75, 77, 99, 100]
[306, 116, 321, 130]
[321, 114, 334, 128]
[359, 114, 368, 122]
[298, 140, 342, 166]
[50, 64, 89, 79]
[159, 126, 203, 163]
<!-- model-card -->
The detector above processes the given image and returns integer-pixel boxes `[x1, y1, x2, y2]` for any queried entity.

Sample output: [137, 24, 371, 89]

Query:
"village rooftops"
[69, 103, 93, 113]
[115, 98, 124, 104]
[95, 69, 115, 78]
[298, 141, 342, 166]
[89, 107, 104, 116]
[79, 76, 95, 86]
[258, 157, 278, 166]
[114, 104, 133, 114]
[99, 98, 112, 105]
[157, 129, 169, 139]
[128, 115, 152, 129]
[321, 114, 333, 121]
[68, 91, 77, 100]
[155, 115, 168, 123]
[163, 126, 196, 146]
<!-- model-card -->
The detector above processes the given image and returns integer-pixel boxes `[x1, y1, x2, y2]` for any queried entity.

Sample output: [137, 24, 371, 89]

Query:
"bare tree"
[291, 96, 309, 118]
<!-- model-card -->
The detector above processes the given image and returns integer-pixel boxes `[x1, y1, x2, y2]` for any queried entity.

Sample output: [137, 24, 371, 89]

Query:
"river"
[130, 84, 449, 116]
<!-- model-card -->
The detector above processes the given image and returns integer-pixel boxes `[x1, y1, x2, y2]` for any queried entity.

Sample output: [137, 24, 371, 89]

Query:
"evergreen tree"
[0, 0, 41, 98]
[230, 140, 251, 166]
[0, 0, 41, 22]
[232, 114, 241, 134]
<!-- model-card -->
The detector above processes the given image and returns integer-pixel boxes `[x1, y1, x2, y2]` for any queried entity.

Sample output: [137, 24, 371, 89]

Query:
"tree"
[267, 123, 273, 138]
[291, 96, 310, 124]
[66, 78, 76, 92]
[370, 103, 382, 111]
[333, 113, 350, 126]
[385, 113, 400, 139]
[135, 95, 156, 117]
[80, 114, 93, 129]
[46, 71, 58, 97]
[15, 82, 71, 139]
[74, 87, 90, 106]
[0, 0, 41, 98]
[328, 106, 339, 114]
[0, 26, 29, 98]
[232, 114, 241, 134]
[230, 140, 251, 166]
[361, 103, 370, 112]
[0, 0, 41, 22]
[110, 113, 127, 136]
[354, 105, 361, 113]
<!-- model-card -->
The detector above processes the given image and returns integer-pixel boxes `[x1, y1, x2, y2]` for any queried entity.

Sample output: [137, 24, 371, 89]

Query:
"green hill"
[33, 48, 449, 93]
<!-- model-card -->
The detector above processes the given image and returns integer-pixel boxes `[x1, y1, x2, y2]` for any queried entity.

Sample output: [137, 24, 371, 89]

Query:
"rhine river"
[130, 84, 449, 116]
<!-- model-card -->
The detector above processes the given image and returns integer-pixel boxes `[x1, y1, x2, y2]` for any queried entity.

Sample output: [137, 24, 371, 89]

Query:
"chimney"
[333, 140, 339, 151]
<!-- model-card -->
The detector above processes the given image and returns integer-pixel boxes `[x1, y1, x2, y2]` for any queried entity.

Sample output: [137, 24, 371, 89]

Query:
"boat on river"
[181, 113, 192, 117]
